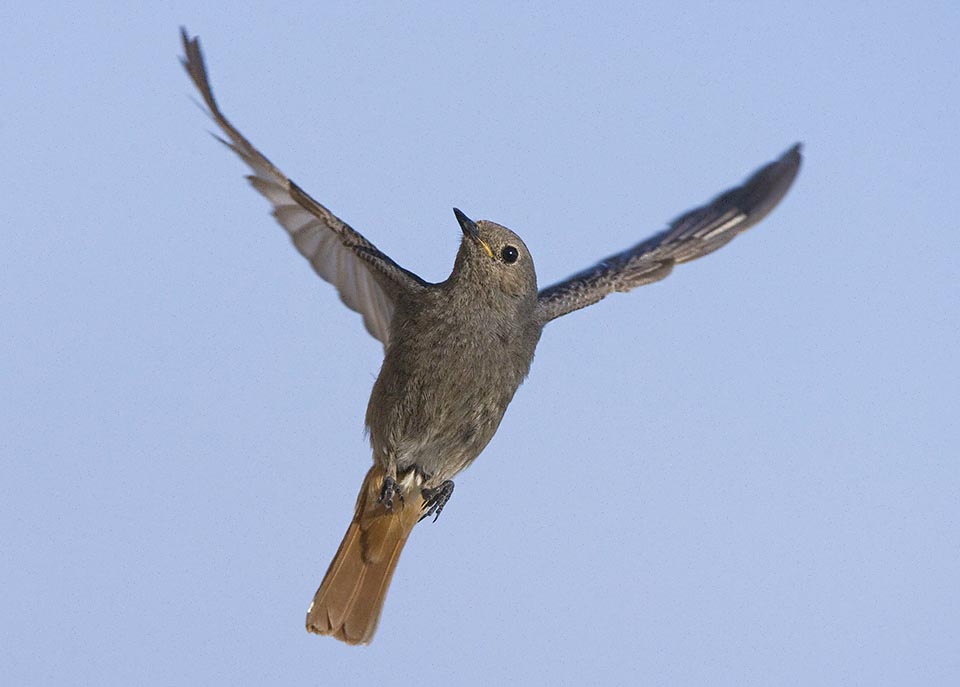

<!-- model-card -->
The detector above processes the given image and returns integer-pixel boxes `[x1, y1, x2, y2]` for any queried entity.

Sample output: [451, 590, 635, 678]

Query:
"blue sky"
[3, 2, 958, 685]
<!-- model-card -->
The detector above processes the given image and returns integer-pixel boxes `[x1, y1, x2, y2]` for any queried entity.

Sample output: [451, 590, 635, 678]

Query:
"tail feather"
[306, 465, 423, 645]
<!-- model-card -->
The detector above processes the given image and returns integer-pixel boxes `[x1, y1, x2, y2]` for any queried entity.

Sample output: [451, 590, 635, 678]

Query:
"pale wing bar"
[180, 29, 424, 345]
[536, 144, 802, 323]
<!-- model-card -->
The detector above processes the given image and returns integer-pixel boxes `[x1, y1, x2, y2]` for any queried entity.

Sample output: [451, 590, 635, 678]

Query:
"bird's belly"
[366, 336, 530, 482]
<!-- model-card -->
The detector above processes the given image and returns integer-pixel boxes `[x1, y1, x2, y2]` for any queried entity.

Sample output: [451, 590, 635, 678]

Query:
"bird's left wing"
[537, 144, 802, 324]
[181, 29, 426, 347]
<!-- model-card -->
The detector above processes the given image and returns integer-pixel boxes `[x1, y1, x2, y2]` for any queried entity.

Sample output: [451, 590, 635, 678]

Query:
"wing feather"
[537, 144, 802, 323]
[180, 29, 425, 346]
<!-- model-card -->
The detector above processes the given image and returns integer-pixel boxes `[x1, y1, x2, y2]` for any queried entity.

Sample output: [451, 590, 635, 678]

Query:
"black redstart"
[181, 29, 801, 645]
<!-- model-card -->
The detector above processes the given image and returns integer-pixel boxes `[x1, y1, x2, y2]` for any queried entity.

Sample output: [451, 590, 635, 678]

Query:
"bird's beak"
[453, 208, 494, 259]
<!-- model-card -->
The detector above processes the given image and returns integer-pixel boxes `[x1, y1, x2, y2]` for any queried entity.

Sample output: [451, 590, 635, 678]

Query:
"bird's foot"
[377, 475, 404, 511]
[420, 481, 455, 522]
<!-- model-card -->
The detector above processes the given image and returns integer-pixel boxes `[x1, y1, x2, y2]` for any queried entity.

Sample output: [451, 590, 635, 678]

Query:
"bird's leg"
[377, 474, 404, 511]
[420, 481, 455, 522]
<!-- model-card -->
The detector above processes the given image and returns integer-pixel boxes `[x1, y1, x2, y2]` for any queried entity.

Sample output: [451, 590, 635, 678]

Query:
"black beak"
[453, 207, 479, 240]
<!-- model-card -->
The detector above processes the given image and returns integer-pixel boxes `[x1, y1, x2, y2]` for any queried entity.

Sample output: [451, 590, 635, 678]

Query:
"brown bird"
[180, 29, 802, 645]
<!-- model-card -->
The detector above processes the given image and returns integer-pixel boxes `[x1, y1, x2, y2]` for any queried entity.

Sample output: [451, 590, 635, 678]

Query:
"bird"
[180, 28, 802, 645]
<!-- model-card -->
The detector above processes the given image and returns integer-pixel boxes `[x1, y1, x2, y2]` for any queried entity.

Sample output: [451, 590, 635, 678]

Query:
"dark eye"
[501, 245, 519, 264]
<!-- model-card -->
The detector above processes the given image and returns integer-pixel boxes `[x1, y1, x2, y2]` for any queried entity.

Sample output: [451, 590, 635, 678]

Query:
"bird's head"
[451, 208, 537, 300]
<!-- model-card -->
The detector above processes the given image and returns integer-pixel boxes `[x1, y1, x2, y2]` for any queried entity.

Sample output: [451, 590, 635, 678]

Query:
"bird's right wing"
[181, 29, 426, 347]
[537, 144, 802, 324]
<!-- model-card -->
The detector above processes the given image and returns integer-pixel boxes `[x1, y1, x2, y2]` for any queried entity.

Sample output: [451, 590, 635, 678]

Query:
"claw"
[377, 475, 404, 510]
[420, 481, 455, 522]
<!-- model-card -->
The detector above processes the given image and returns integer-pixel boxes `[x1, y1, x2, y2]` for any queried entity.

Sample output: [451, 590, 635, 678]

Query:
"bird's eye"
[501, 245, 519, 264]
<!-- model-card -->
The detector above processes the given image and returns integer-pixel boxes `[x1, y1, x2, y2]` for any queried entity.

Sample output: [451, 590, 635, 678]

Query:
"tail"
[306, 465, 423, 645]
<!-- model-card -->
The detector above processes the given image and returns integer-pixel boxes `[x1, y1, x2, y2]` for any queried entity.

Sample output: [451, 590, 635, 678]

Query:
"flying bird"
[180, 28, 801, 645]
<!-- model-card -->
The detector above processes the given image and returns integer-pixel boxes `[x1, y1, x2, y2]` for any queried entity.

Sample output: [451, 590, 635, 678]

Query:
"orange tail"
[306, 465, 423, 645]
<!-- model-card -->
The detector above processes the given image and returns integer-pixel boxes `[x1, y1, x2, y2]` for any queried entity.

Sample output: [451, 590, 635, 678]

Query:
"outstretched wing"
[180, 29, 426, 346]
[537, 144, 802, 323]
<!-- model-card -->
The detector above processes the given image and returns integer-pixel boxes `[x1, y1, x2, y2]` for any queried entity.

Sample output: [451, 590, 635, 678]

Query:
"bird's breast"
[365, 292, 540, 478]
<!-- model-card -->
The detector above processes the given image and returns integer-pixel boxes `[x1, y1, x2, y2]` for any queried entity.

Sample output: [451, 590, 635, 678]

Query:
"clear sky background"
[3, 2, 958, 685]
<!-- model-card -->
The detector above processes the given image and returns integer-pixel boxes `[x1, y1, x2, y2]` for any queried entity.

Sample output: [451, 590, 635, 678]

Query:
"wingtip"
[179, 26, 194, 57]
[771, 143, 803, 181]
[786, 142, 803, 164]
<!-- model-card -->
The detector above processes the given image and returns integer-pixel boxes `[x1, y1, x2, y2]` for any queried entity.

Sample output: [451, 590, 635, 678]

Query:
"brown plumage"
[181, 28, 801, 645]
[306, 466, 424, 644]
